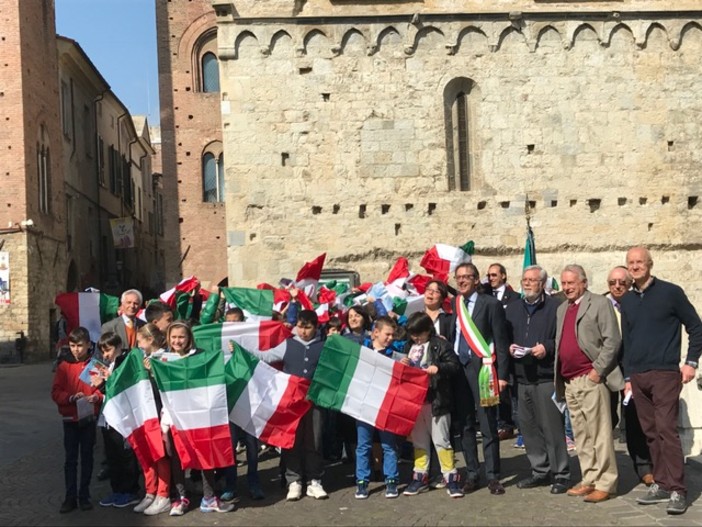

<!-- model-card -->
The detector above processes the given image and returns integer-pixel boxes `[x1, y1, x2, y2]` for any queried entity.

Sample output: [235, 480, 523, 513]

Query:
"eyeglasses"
[455, 274, 476, 281]
[521, 278, 541, 284]
[487, 273, 500, 278]
[425, 288, 441, 294]
[608, 279, 630, 286]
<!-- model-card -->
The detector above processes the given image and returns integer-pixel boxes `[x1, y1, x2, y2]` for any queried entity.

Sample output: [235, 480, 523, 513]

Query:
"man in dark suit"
[450, 263, 510, 495]
[486, 263, 521, 308]
[100, 289, 144, 353]
[486, 263, 520, 440]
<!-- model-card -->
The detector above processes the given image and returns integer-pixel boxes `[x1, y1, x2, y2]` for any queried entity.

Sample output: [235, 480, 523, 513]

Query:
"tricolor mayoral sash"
[455, 296, 500, 407]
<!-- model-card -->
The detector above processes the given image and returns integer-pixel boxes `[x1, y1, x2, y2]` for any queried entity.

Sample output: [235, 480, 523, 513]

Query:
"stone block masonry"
[216, 14, 702, 290]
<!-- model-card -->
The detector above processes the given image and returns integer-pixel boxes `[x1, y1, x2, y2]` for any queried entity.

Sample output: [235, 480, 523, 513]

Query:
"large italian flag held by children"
[225, 343, 311, 449]
[150, 350, 234, 470]
[101, 351, 164, 469]
[193, 320, 291, 358]
[307, 335, 429, 436]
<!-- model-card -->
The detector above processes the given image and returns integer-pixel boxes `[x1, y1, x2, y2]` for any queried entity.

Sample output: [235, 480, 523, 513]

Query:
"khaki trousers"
[564, 375, 619, 494]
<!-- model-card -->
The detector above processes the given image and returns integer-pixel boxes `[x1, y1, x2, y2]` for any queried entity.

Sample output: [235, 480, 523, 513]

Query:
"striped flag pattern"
[150, 350, 234, 470]
[193, 320, 291, 358]
[101, 351, 165, 469]
[226, 344, 311, 449]
[307, 335, 429, 436]
[54, 291, 120, 343]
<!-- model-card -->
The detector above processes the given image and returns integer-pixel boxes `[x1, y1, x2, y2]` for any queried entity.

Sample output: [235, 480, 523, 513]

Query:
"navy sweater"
[621, 277, 702, 376]
[248, 335, 323, 380]
[504, 294, 558, 384]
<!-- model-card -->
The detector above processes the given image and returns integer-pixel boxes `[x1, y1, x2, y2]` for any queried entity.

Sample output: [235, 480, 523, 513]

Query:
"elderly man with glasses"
[449, 262, 510, 496]
[505, 265, 571, 495]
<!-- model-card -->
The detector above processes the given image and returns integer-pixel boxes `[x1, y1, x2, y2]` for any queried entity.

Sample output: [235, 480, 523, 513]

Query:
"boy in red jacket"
[51, 327, 103, 513]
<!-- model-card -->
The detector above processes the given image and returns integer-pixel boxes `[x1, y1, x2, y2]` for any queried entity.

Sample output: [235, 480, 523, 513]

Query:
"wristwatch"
[685, 360, 698, 369]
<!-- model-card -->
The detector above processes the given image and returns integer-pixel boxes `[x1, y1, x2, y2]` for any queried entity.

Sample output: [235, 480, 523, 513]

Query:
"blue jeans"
[355, 421, 398, 482]
[224, 424, 261, 491]
[564, 407, 574, 440]
[63, 420, 96, 501]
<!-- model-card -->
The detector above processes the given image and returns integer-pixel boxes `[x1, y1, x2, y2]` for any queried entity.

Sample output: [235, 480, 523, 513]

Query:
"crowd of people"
[50, 245, 702, 517]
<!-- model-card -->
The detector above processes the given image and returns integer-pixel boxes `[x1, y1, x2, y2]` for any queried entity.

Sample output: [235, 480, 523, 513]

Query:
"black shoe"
[79, 499, 93, 511]
[517, 475, 550, 489]
[60, 499, 77, 514]
[488, 479, 506, 495]
[462, 479, 479, 494]
[96, 467, 110, 481]
[551, 478, 571, 494]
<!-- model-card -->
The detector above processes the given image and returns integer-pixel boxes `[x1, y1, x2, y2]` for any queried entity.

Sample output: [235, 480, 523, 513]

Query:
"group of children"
[52, 291, 465, 517]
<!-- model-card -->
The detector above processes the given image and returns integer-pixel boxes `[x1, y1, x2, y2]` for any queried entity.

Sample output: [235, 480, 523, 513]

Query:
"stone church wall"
[214, 6, 702, 453]
[217, 15, 702, 282]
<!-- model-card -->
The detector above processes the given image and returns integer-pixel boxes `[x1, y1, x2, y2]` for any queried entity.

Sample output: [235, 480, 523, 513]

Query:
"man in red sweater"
[51, 327, 103, 513]
[554, 264, 623, 503]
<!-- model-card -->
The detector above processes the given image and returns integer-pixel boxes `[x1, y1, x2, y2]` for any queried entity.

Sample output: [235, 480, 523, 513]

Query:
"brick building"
[0, 0, 164, 361]
[156, 0, 227, 291]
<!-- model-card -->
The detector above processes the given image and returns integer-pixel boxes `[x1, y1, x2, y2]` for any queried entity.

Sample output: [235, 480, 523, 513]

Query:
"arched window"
[202, 151, 224, 202]
[37, 124, 51, 213]
[444, 78, 476, 191]
[202, 52, 220, 93]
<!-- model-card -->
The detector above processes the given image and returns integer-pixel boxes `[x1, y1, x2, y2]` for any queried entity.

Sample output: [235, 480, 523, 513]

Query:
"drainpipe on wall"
[93, 90, 107, 288]
[116, 112, 129, 288]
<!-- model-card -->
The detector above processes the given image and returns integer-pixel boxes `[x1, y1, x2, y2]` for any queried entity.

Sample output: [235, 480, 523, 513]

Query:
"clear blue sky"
[55, 0, 160, 125]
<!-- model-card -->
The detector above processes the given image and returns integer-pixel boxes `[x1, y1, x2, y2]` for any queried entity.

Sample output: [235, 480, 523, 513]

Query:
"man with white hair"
[505, 265, 570, 495]
[554, 264, 623, 503]
[100, 289, 144, 353]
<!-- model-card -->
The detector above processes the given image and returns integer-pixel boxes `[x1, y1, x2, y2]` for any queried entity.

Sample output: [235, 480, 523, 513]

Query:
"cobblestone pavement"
[3, 363, 702, 526]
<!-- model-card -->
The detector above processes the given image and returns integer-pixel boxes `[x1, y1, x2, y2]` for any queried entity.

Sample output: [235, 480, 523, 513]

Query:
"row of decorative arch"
[220, 19, 702, 59]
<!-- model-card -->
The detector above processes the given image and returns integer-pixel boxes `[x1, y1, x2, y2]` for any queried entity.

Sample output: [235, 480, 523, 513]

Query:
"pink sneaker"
[169, 497, 189, 516]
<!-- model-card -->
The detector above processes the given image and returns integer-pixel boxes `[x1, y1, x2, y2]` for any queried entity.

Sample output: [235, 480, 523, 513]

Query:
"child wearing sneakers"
[221, 308, 266, 503]
[161, 321, 234, 516]
[132, 323, 172, 516]
[93, 332, 141, 509]
[242, 310, 328, 501]
[400, 312, 463, 498]
[355, 316, 402, 500]
[51, 327, 103, 513]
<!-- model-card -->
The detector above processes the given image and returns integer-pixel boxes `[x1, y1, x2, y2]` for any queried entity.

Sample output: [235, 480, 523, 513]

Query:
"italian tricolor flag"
[101, 351, 164, 469]
[390, 293, 425, 317]
[226, 344, 311, 449]
[295, 253, 326, 301]
[221, 287, 275, 321]
[419, 241, 474, 282]
[193, 320, 291, 358]
[151, 350, 234, 470]
[308, 335, 429, 436]
[54, 291, 120, 343]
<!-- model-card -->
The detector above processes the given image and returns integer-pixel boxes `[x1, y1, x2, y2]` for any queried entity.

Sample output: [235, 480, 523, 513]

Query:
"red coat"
[51, 356, 103, 421]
